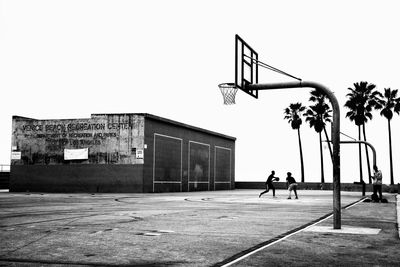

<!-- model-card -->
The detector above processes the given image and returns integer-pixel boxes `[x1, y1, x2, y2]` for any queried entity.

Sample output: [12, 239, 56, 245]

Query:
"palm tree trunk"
[323, 126, 333, 162]
[297, 128, 305, 183]
[388, 119, 394, 185]
[319, 132, 325, 184]
[358, 126, 363, 183]
[362, 124, 372, 184]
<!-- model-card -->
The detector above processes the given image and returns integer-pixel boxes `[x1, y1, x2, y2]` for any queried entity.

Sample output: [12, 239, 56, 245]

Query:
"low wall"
[235, 182, 399, 193]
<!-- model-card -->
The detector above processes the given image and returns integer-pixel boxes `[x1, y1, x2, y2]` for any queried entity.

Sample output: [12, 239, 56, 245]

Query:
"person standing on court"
[259, 170, 279, 198]
[371, 165, 383, 202]
[286, 172, 298, 199]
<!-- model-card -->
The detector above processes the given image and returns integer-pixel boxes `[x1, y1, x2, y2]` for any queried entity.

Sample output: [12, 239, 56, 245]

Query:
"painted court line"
[304, 225, 380, 235]
[143, 232, 161, 236]
[215, 197, 366, 267]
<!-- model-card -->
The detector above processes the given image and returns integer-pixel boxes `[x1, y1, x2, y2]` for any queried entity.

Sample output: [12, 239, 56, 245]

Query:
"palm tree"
[376, 88, 400, 185]
[305, 91, 332, 184]
[344, 82, 383, 183]
[284, 103, 306, 182]
[309, 90, 333, 161]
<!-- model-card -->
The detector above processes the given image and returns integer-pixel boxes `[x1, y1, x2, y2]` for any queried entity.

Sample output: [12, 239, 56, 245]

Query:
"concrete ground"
[0, 189, 398, 266]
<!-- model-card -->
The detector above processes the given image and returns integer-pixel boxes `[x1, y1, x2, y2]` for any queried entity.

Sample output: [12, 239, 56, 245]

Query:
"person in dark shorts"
[259, 170, 279, 198]
[286, 172, 298, 199]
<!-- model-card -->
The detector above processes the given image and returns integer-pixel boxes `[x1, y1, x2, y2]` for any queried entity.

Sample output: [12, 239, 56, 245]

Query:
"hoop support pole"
[247, 81, 341, 229]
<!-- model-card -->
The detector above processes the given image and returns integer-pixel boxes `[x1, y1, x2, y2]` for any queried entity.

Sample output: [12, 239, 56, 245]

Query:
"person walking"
[259, 170, 279, 198]
[371, 165, 383, 202]
[286, 172, 298, 199]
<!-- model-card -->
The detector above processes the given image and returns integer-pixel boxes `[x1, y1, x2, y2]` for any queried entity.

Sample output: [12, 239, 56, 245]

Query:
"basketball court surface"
[1, 190, 399, 266]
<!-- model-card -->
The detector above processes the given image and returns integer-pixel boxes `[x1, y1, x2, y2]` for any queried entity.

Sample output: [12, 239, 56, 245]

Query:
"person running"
[371, 165, 383, 202]
[259, 170, 279, 198]
[286, 172, 298, 199]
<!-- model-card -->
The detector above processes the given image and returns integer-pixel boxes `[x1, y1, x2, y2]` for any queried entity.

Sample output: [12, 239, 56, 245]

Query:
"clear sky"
[1, 0, 399, 184]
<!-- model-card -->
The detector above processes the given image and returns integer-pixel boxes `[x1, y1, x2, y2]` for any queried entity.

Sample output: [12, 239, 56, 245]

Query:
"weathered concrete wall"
[11, 114, 145, 165]
[10, 114, 145, 192]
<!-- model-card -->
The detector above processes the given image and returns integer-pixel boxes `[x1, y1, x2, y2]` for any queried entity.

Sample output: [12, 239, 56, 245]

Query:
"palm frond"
[345, 81, 381, 125]
[283, 102, 306, 130]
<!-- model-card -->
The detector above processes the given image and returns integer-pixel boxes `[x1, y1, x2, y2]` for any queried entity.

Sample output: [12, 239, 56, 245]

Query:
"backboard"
[235, 34, 259, 98]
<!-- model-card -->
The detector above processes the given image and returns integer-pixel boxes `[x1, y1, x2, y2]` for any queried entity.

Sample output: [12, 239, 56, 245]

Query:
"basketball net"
[218, 83, 238, 105]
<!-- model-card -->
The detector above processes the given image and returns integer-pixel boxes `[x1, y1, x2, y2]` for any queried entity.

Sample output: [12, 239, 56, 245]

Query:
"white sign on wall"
[11, 151, 21, 160]
[64, 148, 88, 160]
[136, 149, 144, 159]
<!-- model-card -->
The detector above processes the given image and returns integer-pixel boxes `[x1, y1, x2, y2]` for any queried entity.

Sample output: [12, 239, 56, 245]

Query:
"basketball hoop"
[218, 83, 238, 105]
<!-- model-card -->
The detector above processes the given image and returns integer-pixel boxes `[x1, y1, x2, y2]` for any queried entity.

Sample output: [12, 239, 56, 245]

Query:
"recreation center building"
[10, 113, 235, 193]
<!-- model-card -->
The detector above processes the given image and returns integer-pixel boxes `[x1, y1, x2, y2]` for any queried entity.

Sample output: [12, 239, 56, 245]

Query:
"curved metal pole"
[323, 140, 377, 167]
[340, 140, 377, 167]
[340, 140, 377, 197]
[248, 81, 341, 229]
